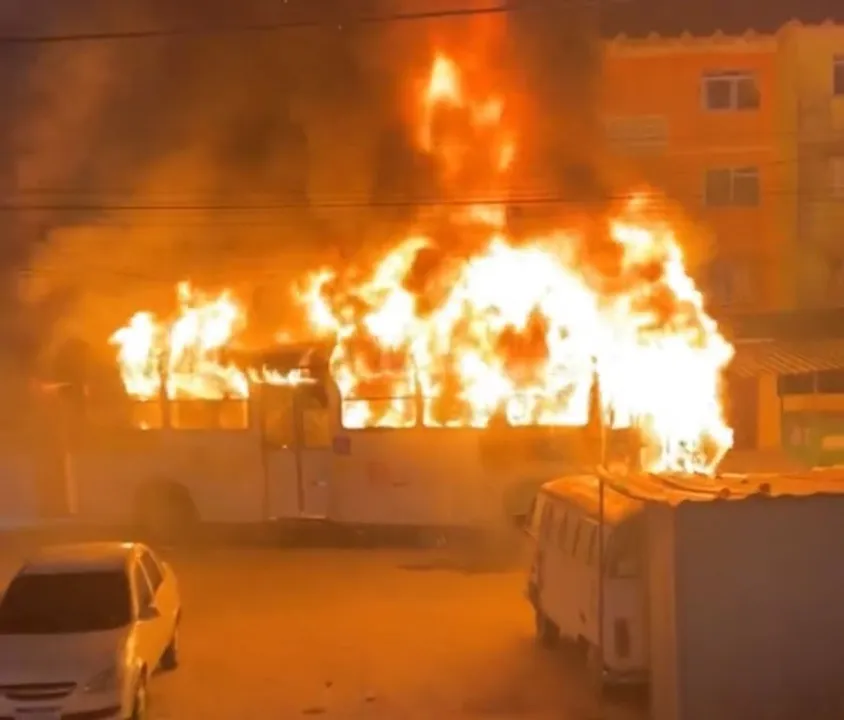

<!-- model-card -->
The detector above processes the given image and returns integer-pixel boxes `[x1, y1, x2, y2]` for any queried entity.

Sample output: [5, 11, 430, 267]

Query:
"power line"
[0, 151, 811, 206]
[0, 1, 587, 45]
[0, 192, 835, 215]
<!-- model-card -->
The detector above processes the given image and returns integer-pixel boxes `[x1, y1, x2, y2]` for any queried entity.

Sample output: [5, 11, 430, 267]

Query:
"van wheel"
[586, 644, 606, 695]
[534, 610, 560, 648]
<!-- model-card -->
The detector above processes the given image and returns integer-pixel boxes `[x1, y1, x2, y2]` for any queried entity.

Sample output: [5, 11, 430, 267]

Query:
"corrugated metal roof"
[728, 339, 844, 378]
[719, 307, 844, 342]
[542, 473, 643, 525]
[543, 468, 844, 516]
[599, 0, 844, 39]
[607, 468, 844, 504]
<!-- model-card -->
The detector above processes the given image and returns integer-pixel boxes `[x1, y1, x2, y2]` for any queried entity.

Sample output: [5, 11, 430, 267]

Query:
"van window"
[570, 520, 581, 557]
[585, 524, 597, 565]
[556, 511, 568, 550]
[528, 495, 545, 538]
[607, 519, 643, 578]
[539, 502, 554, 542]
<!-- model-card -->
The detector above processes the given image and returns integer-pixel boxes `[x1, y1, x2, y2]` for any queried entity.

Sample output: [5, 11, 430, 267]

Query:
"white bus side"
[526, 476, 648, 686]
[50, 382, 332, 536]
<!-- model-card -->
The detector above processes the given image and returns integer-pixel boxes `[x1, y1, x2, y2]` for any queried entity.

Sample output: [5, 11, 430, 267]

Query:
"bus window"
[170, 400, 248, 430]
[569, 520, 582, 557]
[341, 396, 416, 429]
[262, 393, 295, 447]
[556, 511, 569, 551]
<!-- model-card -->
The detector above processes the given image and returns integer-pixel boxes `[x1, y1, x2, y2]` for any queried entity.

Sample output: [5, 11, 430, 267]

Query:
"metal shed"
[606, 470, 844, 720]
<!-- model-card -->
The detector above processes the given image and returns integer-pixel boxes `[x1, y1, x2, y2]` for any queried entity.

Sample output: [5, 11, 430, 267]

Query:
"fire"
[297, 53, 734, 474]
[106, 52, 735, 475]
[110, 283, 309, 400]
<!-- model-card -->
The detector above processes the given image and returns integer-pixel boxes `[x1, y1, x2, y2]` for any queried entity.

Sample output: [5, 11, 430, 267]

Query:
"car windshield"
[0, 570, 131, 634]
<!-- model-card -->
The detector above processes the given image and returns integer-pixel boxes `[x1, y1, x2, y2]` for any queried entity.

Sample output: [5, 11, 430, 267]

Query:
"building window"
[704, 167, 759, 207]
[702, 72, 760, 111]
[603, 115, 668, 154]
[831, 157, 844, 197]
[834, 56, 844, 96]
[706, 257, 753, 307]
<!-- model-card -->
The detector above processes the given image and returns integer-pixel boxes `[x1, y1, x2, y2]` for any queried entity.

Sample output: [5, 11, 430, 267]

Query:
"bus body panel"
[72, 429, 267, 523]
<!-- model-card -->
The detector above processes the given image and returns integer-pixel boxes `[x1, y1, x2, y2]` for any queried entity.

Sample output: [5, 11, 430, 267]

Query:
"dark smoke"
[5, 0, 706, 389]
[8, 0, 423, 375]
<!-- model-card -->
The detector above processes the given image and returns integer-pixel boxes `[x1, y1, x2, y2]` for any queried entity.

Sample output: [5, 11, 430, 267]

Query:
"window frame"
[556, 510, 569, 550]
[569, 519, 582, 557]
[830, 156, 844, 197]
[834, 55, 844, 97]
[585, 523, 598, 566]
[701, 71, 760, 111]
[704, 166, 760, 207]
[603, 114, 668, 154]
[539, 502, 554, 543]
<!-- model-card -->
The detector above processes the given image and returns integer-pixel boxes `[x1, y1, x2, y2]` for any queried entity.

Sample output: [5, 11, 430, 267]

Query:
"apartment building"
[780, 21, 844, 307]
[600, 31, 790, 313]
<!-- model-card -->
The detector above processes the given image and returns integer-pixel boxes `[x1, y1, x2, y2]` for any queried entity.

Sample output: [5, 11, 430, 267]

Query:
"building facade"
[600, 32, 793, 313]
[780, 21, 844, 307]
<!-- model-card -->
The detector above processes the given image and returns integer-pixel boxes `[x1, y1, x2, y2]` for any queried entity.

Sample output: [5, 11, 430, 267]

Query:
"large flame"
[110, 282, 305, 400]
[107, 52, 735, 475]
[297, 53, 734, 474]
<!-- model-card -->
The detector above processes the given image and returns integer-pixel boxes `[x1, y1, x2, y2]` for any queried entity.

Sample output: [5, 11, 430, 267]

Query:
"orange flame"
[297, 53, 734, 474]
[110, 283, 310, 400]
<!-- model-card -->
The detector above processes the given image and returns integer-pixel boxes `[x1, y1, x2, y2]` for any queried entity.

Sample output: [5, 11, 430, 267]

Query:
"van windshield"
[0, 571, 132, 634]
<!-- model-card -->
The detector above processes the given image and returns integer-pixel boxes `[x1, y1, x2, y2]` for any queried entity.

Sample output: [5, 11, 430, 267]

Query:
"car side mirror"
[139, 604, 160, 621]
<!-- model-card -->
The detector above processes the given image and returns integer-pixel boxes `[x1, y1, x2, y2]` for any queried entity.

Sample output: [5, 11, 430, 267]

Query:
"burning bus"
[41, 52, 735, 538]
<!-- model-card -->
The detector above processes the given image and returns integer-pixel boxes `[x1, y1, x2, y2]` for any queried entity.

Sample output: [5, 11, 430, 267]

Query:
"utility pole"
[592, 358, 606, 693]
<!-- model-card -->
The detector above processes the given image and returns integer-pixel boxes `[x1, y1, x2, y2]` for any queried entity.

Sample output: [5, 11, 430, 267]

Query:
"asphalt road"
[0, 538, 647, 720]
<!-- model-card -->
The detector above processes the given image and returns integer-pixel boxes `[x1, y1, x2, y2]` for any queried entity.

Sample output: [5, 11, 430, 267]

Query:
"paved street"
[0, 538, 647, 720]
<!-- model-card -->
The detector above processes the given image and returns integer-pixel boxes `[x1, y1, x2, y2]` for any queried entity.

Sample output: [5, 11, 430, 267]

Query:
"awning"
[728, 339, 844, 378]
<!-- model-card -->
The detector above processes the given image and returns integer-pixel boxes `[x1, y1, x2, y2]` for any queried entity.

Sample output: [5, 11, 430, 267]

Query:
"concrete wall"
[781, 23, 844, 305]
[648, 493, 844, 720]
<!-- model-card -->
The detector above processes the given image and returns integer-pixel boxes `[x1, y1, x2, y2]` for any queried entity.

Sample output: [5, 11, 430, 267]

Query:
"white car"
[0, 541, 181, 720]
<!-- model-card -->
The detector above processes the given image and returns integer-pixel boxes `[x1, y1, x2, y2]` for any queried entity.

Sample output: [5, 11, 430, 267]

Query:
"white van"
[525, 475, 647, 687]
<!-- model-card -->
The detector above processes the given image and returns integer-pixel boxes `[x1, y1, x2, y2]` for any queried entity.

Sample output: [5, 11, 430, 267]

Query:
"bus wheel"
[136, 481, 198, 544]
[534, 610, 560, 649]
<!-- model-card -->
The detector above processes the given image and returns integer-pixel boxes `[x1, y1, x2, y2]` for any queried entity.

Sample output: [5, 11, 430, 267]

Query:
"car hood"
[0, 628, 129, 685]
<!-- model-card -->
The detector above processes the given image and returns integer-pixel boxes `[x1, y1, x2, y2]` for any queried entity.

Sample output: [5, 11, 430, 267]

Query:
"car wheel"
[131, 676, 148, 720]
[160, 620, 180, 671]
[535, 609, 560, 648]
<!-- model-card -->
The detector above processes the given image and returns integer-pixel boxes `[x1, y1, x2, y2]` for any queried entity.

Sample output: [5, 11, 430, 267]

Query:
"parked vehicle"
[0, 541, 180, 720]
[525, 475, 647, 687]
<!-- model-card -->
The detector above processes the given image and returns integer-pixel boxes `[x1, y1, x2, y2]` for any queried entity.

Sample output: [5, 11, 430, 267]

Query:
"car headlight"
[83, 665, 121, 694]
